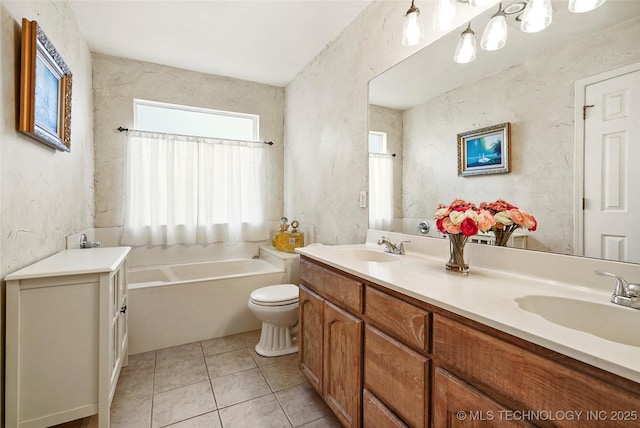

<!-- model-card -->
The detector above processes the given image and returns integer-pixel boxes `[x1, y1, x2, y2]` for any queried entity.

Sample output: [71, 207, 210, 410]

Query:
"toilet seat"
[250, 284, 298, 307]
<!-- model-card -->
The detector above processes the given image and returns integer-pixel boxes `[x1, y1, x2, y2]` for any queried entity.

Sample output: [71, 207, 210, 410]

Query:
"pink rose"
[509, 209, 526, 226]
[523, 212, 537, 231]
[477, 209, 496, 232]
[444, 218, 461, 234]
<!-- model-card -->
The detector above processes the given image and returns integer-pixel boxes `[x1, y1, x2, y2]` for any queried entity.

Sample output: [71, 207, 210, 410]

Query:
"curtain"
[122, 131, 268, 246]
[368, 153, 394, 230]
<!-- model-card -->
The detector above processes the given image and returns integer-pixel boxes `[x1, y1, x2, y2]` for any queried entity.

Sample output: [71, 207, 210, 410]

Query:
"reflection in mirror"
[368, 0, 640, 263]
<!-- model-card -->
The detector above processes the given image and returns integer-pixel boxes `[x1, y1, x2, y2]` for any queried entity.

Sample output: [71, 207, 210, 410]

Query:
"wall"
[402, 17, 640, 254]
[0, 1, 94, 425]
[284, 0, 488, 245]
[92, 54, 286, 252]
[91, 54, 287, 265]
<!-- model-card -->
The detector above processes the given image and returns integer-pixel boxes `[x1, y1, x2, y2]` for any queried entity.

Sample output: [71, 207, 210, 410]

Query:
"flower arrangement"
[434, 199, 496, 273]
[479, 199, 537, 246]
[434, 198, 496, 237]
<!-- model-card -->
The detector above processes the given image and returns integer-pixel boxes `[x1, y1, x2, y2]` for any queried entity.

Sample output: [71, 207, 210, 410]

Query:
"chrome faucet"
[79, 233, 101, 249]
[377, 236, 410, 255]
[594, 270, 640, 309]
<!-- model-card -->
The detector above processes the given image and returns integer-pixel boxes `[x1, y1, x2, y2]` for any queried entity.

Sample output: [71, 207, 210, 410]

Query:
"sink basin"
[515, 295, 640, 347]
[338, 249, 399, 263]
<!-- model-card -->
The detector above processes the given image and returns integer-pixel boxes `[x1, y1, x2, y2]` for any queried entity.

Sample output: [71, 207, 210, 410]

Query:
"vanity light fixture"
[402, 0, 425, 46]
[434, 0, 458, 31]
[520, 0, 553, 33]
[481, 3, 508, 51]
[454, 23, 477, 63]
[568, 0, 606, 13]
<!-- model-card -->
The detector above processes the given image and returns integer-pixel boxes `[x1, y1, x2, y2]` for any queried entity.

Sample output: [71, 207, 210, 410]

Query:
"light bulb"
[433, 0, 457, 32]
[520, 0, 552, 33]
[568, 0, 606, 13]
[454, 25, 477, 64]
[481, 9, 507, 51]
[402, 3, 424, 46]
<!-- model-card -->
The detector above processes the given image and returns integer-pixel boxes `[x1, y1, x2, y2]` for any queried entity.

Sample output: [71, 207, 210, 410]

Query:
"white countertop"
[297, 242, 640, 383]
[5, 247, 131, 281]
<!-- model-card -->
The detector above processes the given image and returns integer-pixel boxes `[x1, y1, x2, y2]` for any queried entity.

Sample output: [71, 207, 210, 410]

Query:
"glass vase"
[493, 229, 514, 246]
[446, 234, 469, 274]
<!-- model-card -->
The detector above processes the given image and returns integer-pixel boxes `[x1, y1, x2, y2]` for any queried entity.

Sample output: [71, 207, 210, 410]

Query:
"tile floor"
[55, 330, 341, 428]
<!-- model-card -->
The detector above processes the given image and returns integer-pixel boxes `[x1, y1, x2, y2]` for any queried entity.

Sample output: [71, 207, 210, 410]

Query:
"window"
[122, 100, 267, 246]
[368, 130, 387, 154]
[134, 99, 259, 140]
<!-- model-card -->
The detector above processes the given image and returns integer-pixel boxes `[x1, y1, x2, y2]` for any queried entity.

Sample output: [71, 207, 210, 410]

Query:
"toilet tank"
[259, 246, 300, 285]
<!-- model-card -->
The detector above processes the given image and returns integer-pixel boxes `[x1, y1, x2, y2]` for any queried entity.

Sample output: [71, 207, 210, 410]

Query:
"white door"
[583, 67, 640, 263]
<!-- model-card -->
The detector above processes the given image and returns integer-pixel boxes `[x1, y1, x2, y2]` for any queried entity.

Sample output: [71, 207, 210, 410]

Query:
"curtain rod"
[369, 152, 397, 157]
[117, 127, 274, 146]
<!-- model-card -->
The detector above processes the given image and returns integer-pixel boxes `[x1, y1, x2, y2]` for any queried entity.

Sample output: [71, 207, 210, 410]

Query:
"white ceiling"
[68, 0, 373, 87]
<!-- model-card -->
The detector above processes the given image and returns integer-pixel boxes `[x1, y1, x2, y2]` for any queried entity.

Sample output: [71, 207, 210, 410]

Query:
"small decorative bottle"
[284, 220, 304, 253]
[272, 217, 289, 251]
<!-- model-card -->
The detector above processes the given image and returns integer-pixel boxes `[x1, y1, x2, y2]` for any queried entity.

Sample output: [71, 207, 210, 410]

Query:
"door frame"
[573, 61, 640, 257]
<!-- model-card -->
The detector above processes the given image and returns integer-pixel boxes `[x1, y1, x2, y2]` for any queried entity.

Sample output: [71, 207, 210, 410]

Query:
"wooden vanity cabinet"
[299, 258, 364, 428]
[299, 256, 640, 428]
[433, 314, 640, 428]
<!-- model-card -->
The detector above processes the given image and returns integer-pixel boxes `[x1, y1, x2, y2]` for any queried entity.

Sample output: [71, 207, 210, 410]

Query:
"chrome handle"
[595, 270, 628, 296]
[417, 221, 430, 235]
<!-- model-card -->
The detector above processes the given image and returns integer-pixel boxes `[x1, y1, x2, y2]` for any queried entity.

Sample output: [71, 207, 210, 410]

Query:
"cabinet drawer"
[365, 325, 429, 428]
[434, 314, 639, 427]
[364, 286, 430, 353]
[363, 389, 408, 428]
[300, 258, 363, 314]
[433, 367, 535, 428]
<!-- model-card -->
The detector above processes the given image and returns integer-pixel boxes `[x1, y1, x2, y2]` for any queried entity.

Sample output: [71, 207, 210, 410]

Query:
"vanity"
[5, 246, 131, 428]
[297, 232, 640, 428]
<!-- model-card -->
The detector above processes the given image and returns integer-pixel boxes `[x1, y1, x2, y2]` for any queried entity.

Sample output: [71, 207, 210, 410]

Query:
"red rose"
[436, 218, 446, 234]
[460, 217, 479, 237]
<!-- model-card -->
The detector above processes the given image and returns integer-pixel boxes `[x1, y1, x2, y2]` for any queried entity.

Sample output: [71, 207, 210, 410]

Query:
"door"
[583, 66, 640, 262]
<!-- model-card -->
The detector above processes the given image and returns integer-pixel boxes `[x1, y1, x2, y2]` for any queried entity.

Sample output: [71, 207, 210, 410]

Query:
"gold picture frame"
[19, 18, 72, 152]
[457, 123, 510, 177]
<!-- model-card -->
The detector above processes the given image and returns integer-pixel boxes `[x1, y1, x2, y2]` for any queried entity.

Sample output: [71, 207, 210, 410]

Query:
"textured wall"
[284, 0, 484, 245]
[92, 53, 285, 230]
[0, 1, 94, 425]
[402, 17, 640, 254]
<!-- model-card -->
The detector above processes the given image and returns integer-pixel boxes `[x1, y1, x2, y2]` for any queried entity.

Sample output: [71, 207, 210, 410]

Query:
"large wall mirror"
[368, 0, 640, 263]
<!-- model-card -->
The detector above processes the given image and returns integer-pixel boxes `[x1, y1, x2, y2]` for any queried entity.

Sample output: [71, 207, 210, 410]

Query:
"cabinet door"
[433, 368, 534, 428]
[109, 266, 128, 390]
[365, 325, 428, 428]
[363, 389, 409, 428]
[299, 285, 324, 394]
[324, 300, 363, 428]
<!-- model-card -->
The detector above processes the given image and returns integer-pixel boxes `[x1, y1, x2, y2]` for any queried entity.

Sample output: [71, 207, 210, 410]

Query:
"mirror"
[368, 0, 640, 263]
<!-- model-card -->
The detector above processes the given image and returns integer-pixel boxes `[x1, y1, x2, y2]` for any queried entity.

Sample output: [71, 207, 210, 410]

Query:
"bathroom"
[1, 0, 639, 427]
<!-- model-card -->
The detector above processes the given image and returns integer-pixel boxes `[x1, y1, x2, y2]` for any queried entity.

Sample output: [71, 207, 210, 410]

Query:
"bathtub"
[127, 258, 288, 354]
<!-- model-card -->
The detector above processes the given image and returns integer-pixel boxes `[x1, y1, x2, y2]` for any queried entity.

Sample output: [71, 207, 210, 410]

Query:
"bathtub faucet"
[80, 233, 101, 249]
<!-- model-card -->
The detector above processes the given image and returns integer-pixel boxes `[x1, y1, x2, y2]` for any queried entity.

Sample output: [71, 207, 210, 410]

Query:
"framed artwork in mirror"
[457, 123, 510, 177]
[19, 18, 72, 152]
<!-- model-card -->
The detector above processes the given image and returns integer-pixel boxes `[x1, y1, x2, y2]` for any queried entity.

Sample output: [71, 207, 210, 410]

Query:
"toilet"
[248, 284, 299, 357]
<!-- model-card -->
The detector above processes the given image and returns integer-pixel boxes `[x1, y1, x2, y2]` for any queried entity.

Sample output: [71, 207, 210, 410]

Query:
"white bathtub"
[127, 258, 287, 354]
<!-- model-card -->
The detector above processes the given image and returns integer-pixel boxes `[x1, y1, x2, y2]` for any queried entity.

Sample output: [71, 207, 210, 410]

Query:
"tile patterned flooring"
[56, 330, 341, 428]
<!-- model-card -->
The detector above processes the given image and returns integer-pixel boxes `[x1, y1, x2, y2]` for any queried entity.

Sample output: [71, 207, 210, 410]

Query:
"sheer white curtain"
[368, 153, 394, 230]
[122, 131, 268, 246]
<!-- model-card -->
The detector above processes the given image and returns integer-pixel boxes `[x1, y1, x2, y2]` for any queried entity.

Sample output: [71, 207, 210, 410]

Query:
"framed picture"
[19, 18, 72, 152]
[457, 123, 510, 177]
